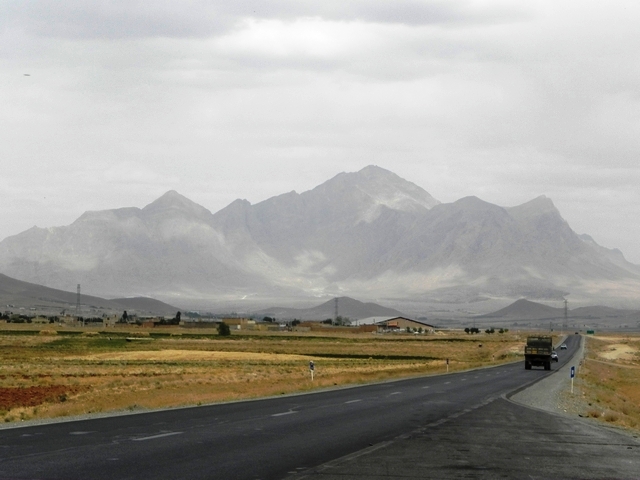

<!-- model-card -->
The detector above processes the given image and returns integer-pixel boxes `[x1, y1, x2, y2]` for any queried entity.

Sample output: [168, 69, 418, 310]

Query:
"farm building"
[358, 316, 435, 333]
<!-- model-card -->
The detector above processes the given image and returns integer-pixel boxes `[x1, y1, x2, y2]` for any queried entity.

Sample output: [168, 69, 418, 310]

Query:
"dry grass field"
[578, 333, 640, 431]
[0, 325, 531, 424]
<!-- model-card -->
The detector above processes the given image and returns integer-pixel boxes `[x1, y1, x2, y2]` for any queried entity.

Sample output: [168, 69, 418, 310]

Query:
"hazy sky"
[3, 1, 640, 262]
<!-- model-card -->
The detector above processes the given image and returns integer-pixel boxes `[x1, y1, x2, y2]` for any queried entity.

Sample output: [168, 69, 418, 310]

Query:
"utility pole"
[563, 298, 568, 334]
[76, 284, 82, 327]
[334, 298, 338, 325]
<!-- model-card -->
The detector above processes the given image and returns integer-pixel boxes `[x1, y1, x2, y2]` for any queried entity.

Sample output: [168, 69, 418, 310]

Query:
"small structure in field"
[358, 316, 435, 334]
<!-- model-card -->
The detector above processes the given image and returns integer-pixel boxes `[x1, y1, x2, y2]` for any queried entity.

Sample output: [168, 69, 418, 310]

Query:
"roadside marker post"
[570, 366, 575, 394]
[446, 358, 449, 373]
[309, 361, 314, 381]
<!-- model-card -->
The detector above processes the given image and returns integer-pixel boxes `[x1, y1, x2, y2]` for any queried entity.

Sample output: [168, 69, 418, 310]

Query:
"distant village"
[1, 307, 436, 334]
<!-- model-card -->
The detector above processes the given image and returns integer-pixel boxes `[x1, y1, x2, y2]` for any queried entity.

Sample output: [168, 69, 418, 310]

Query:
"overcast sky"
[3, 1, 640, 262]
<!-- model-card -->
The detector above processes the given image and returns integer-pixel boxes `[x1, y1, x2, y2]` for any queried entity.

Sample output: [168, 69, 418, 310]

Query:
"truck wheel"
[544, 362, 551, 370]
[525, 362, 531, 370]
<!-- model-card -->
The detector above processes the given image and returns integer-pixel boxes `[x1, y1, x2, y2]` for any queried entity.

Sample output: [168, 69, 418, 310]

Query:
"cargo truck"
[524, 335, 553, 370]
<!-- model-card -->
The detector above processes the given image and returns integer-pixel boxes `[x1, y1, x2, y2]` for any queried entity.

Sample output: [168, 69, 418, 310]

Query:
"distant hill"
[0, 273, 178, 317]
[479, 298, 640, 324]
[570, 305, 640, 321]
[478, 299, 564, 320]
[255, 296, 405, 321]
[109, 297, 180, 317]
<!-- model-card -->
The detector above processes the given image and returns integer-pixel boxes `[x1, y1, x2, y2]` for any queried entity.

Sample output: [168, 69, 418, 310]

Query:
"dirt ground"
[598, 344, 637, 361]
[0, 385, 83, 411]
[72, 349, 312, 362]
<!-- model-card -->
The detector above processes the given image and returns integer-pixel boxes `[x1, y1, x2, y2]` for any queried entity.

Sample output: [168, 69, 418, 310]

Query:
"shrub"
[218, 322, 231, 336]
[604, 411, 619, 423]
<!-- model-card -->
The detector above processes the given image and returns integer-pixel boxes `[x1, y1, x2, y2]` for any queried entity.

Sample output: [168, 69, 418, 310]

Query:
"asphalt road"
[3, 334, 635, 480]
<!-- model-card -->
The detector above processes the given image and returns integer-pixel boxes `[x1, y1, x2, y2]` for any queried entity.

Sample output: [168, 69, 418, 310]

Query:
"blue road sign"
[309, 361, 314, 371]
[570, 366, 575, 378]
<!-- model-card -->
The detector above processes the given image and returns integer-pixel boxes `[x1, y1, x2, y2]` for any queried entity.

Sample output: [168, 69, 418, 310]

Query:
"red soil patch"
[0, 385, 80, 410]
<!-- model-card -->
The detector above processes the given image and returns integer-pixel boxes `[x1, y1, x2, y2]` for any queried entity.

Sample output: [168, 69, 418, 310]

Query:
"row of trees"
[321, 316, 350, 326]
[464, 327, 509, 334]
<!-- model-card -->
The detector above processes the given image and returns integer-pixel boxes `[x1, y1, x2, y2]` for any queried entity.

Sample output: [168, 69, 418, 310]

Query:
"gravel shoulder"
[509, 335, 639, 439]
[510, 335, 585, 414]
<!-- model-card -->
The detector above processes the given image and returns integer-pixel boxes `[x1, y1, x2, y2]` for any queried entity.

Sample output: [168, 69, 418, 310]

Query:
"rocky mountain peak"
[305, 165, 440, 223]
[506, 195, 560, 221]
[142, 190, 212, 219]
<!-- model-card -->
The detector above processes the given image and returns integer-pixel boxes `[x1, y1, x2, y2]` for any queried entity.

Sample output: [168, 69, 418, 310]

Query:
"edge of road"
[0, 334, 580, 432]
[0, 348, 527, 431]
[284, 335, 639, 480]
[505, 333, 574, 400]
[507, 334, 640, 441]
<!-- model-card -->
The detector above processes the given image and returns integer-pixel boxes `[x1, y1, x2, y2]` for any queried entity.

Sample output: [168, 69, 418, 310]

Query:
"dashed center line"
[272, 411, 298, 417]
[345, 399, 362, 404]
[132, 432, 183, 441]
[390, 392, 402, 396]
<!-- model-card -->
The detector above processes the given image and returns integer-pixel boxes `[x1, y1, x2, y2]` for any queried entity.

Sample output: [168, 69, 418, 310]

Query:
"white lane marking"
[132, 431, 183, 441]
[444, 381, 451, 384]
[390, 392, 402, 396]
[69, 431, 94, 435]
[427, 418, 447, 427]
[272, 411, 297, 417]
[461, 378, 467, 381]
[345, 399, 362, 404]
[422, 386, 430, 389]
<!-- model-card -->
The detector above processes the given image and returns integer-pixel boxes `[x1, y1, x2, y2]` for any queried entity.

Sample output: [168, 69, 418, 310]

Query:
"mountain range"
[2, 165, 640, 311]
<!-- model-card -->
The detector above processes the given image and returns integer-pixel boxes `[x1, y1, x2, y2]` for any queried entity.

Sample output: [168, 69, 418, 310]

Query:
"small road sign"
[570, 365, 575, 394]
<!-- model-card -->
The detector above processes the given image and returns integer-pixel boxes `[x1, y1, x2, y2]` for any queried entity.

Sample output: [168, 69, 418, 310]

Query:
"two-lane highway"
[0, 335, 580, 480]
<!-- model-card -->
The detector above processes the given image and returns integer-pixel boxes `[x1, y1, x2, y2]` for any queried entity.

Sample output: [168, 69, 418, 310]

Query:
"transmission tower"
[334, 298, 338, 325]
[563, 298, 568, 333]
[76, 284, 82, 326]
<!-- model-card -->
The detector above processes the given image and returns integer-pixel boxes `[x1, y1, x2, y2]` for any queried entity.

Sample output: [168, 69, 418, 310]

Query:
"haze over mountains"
[1, 165, 639, 311]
